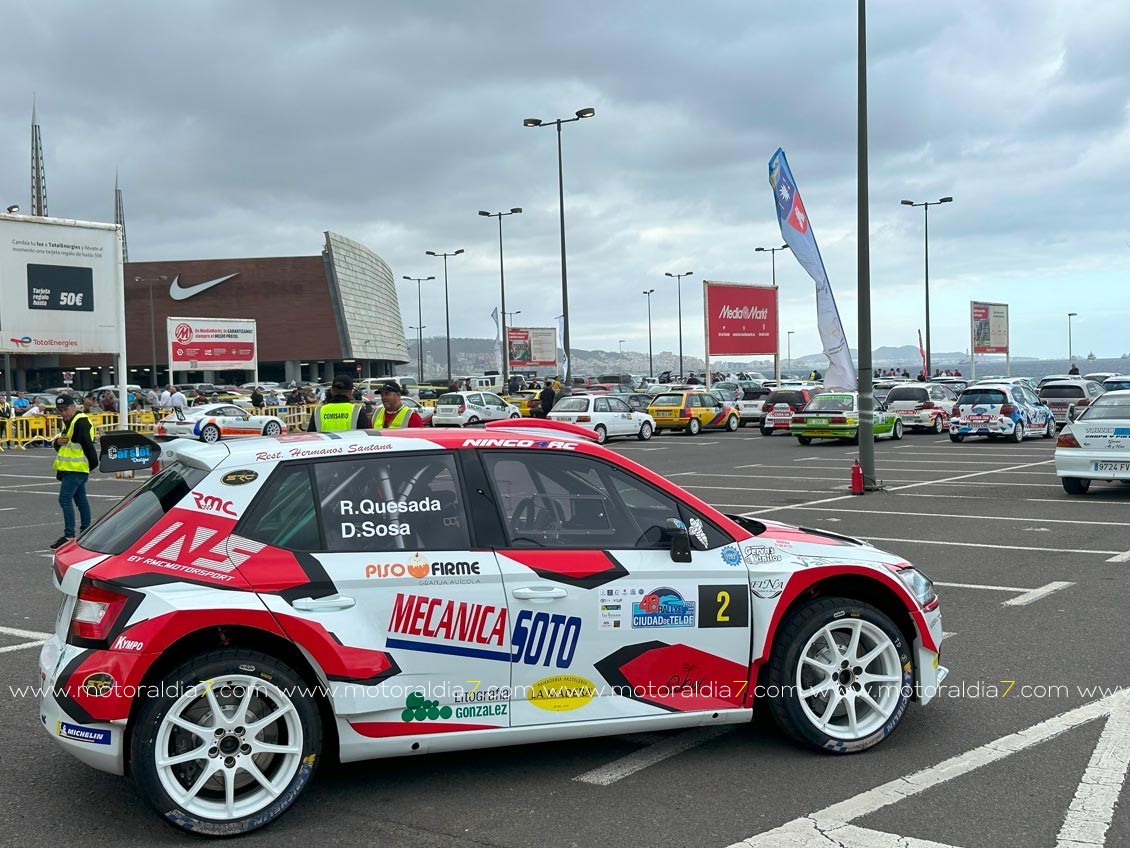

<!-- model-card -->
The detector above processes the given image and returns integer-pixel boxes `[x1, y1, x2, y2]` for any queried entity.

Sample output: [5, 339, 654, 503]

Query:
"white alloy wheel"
[263, 421, 282, 436]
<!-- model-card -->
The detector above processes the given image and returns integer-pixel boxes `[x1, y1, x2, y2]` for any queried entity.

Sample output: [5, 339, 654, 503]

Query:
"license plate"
[897, 409, 917, 416]
[808, 418, 827, 426]
[1094, 461, 1130, 472]
[437, 407, 459, 414]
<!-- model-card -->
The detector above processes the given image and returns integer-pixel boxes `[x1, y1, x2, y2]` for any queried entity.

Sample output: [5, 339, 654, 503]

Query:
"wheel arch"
[125, 624, 339, 773]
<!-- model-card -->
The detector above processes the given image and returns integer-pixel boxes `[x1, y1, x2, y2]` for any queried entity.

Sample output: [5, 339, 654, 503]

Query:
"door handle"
[292, 595, 355, 612]
[512, 586, 568, 601]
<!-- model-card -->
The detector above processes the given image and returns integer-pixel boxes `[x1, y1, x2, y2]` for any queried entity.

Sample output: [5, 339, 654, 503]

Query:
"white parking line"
[0, 640, 46, 654]
[1056, 701, 1130, 847]
[856, 536, 1120, 557]
[761, 505, 1126, 529]
[573, 726, 733, 786]
[0, 625, 52, 640]
[1106, 549, 1130, 563]
[933, 580, 1074, 606]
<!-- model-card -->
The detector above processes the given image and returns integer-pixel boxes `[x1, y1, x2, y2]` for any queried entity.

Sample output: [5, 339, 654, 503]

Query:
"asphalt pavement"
[1, 428, 1128, 847]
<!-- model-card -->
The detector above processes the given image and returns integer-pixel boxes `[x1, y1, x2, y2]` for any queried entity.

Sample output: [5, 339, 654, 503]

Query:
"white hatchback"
[1055, 390, 1130, 494]
[547, 393, 655, 443]
[432, 391, 520, 426]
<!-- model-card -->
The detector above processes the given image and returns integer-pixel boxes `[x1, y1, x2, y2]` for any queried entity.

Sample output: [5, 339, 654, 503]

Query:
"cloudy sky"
[2, 0, 1128, 365]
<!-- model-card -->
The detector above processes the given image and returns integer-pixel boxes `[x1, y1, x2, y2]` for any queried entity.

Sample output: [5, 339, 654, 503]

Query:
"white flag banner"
[491, 307, 503, 375]
[556, 314, 567, 380]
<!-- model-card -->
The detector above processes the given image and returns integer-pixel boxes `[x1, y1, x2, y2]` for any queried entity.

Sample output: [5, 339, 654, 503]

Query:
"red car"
[761, 388, 819, 436]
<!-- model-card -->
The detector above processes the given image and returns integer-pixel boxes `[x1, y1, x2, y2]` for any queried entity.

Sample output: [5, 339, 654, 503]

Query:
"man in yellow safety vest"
[308, 376, 372, 432]
[373, 381, 425, 429]
[50, 394, 99, 550]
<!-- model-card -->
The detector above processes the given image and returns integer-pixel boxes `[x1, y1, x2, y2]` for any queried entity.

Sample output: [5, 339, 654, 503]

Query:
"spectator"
[191, 388, 210, 406]
[49, 394, 97, 550]
[170, 385, 188, 409]
[22, 396, 44, 416]
[507, 374, 522, 394]
[159, 385, 174, 409]
[265, 389, 280, 406]
[146, 387, 160, 409]
[12, 392, 29, 412]
[953, 369, 962, 377]
[250, 387, 265, 409]
[83, 394, 100, 415]
[537, 380, 556, 418]
[101, 390, 118, 414]
[1068, 363, 1080, 375]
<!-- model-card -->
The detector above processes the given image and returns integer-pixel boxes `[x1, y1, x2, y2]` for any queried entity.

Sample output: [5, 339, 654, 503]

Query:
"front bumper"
[915, 606, 948, 705]
[38, 636, 125, 775]
[1055, 449, 1130, 480]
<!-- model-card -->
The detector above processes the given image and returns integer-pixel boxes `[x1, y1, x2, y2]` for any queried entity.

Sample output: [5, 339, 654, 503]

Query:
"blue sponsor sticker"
[632, 587, 696, 628]
[720, 544, 742, 567]
[57, 721, 111, 745]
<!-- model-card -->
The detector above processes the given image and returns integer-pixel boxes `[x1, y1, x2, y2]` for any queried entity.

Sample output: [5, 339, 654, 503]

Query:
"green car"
[790, 392, 904, 444]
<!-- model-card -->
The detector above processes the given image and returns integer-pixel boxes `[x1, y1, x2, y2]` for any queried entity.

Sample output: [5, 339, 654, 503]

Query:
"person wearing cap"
[308, 375, 372, 432]
[50, 394, 98, 550]
[373, 381, 424, 428]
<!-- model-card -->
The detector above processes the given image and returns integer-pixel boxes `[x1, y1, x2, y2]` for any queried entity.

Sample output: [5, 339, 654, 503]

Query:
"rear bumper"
[950, 416, 1018, 435]
[1055, 449, 1130, 480]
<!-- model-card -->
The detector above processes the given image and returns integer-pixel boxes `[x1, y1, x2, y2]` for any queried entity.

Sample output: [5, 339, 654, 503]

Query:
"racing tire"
[891, 419, 904, 440]
[687, 418, 702, 436]
[726, 415, 739, 432]
[949, 433, 964, 443]
[765, 596, 912, 754]
[466, 416, 480, 426]
[1043, 416, 1057, 439]
[1011, 422, 1025, 443]
[931, 416, 944, 434]
[130, 648, 322, 837]
[262, 421, 282, 436]
[760, 426, 773, 437]
[594, 424, 608, 444]
[637, 422, 653, 441]
[739, 419, 748, 428]
[509, 412, 521, 419]
[1062, 477, 1091, 495]
[797, 436, 812, 446]
[200, 424, 221, 443]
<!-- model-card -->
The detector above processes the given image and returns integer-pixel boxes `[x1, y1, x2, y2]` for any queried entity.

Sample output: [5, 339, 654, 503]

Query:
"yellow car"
[647, 390, 740, 435]
[503, 390, 541, 417]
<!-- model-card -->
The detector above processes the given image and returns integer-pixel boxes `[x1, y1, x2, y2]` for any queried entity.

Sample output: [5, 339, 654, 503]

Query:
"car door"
[481, 392, 509, 421]
[481, 449, 751, 727]
[217, 405, 252, 435]
[606, 396, 636, 436]
[241, 452, 513, 745]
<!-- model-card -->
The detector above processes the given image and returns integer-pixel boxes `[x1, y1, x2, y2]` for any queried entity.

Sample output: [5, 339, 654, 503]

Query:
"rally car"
[882, 383, 958, 433]
[647, 390, 740, 434]
[790, 392, 904, 444]
[41, 422, 946, 836]
[949, 383, 1056, 443]
[547, 393, 656, 442]
[760, 388, 819, 436]
[1054, 389, 1130, 494]
[155, 403, 286, 442]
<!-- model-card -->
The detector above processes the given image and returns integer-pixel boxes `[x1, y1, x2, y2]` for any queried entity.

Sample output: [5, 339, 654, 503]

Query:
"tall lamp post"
[408, 325, 426, 381]
[755, 244, 790, 383]
[479, 208, 522, 385]
[505, 310, 522, 324]
[642, 289, 655, 377]
[134, 274, 168, 388]
[665, 271, 693, 377]
[900, 195, 953, 377]
[618, 339, 626, 376]
[523, 106, 596, 386]
[787, 330, 795, 376]
[425, 249, 464, 385]
[1067, 312, 1078, 365]
[402, 275, 434, 385]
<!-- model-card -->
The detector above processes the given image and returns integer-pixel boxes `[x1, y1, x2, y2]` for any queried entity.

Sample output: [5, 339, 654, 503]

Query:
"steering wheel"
[511, 497, 560, 544]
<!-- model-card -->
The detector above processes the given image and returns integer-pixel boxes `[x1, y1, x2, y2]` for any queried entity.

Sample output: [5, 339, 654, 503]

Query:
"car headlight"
[885, 563, 936, 606]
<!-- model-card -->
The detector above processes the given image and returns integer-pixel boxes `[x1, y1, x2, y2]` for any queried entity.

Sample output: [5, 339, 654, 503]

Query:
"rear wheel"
[797, 436, 812, 445]
[1011, 422, 1025, 443]
[766, 597, 912, 753]
[200, 423, 220, 443]
[262, 421, 281, 436]
[931, 415, 944, 434]
[637, 422, 653, 441]
[1062, 477, 1091, 495]
[949, 433, 965, 443]
[131, 649, 322, 836]
[510, 412, 521, 419]
[687, 418, 702, 436]
[594, 424, 608, 444]
[891, 419, 904, 441]
[1044, 416, 1057, 438]
[726, 415, 739, 432]
[466, 416, 480, 426]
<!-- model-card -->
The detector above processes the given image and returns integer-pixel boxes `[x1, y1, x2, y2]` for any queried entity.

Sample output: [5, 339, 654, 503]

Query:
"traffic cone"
[850, 460, 864, 495]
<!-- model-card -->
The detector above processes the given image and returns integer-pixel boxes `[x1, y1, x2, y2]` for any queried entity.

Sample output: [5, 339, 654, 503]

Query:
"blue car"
[949, 382, 1056, 442]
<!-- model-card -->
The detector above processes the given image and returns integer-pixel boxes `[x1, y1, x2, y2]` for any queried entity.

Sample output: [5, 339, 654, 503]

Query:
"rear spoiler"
[483, 418, 599, 442]
[98, 430, 161, 473]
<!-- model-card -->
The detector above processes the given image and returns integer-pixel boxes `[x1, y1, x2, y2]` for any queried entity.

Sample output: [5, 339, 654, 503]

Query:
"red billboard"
[704, 282, 777, 356]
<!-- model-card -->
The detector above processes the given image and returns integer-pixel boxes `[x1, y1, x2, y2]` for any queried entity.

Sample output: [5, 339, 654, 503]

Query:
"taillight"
[762, 403, 771, 412]
[921, 401, 935, 410]
[1000, 404, 1016, 415]
[69, 579, 130, 645]
[1077, 399, 1090, 407]
[680, 408, 691, 418]
[952, 405, 960, 417]
[1057, 431, 1080, 448]
[458, 404, 466, 414]
[577, 415, 591, 422]
[791, 416, 804, 425]
[830, 416, 848, 424]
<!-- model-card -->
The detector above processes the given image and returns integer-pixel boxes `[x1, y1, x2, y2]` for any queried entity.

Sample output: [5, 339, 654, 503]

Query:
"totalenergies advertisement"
[167, 316, 257, 370]
[703, 282, 777, 356]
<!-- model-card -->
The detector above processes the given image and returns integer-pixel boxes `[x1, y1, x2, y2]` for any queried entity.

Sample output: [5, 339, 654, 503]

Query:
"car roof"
[1040, 380, 1094, 388]
[960, 383, 1014, 391]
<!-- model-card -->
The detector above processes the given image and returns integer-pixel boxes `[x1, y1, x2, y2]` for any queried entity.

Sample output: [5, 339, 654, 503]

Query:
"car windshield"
[1040, 385, 1086, 398]
[766, 391, 805, 406]
[805, 395, 854, 412]
[886, 387, 928, 402]
[1103, 380, 1130, 391]
[959, 389, 1008, 406]
[651, 394, 684, 406]
[552, 397, 589, 412]
[1079, 395, 1130, 421]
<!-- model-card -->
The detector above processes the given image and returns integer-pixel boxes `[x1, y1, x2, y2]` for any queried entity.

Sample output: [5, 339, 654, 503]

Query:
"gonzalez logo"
[632, 587, 696, 628]
[173, 322, 194, 344]
[192, 492, 237, 516]
[718, 305, 769, 320]
[9, 336, 31, 348]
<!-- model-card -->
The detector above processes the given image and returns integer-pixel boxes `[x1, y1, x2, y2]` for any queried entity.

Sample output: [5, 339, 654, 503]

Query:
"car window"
[1022, 386, 1042, 405]
[486, 393, 507, 407]
[553, 397, 589, 413]
[438, 393, 462, 405]
[592, 397, 609, 413]
[314, 454, 469, 552]
[1078, 395, 1130, 421]
[81, 463, 209, 555]
[766, 390, 805, 406]
[240, 465, 320, 551]
[886, 387, 928, 403]
[221, 406, 246, 417]
[1039, 386, 1085, 399]
[483, 452, 683, 550]
[609, 398, 631, 413]
[805, 395, 854, 412]
[468, 393, 485, 406]
[959, 389, 1008, 406]
[1011, 388, 1028, 405]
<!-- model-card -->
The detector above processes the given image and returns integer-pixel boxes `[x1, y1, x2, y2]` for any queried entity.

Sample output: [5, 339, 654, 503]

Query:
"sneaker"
[49, 536, 73, 550]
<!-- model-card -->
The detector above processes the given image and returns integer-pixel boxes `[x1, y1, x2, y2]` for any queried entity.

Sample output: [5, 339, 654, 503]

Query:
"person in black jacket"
[538, 381, 556, 418]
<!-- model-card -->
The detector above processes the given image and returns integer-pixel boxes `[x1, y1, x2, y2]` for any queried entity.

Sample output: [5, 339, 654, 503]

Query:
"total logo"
[364, 554, 480, 583]
[717, 305, 769, 321]
[8, 336, 31, 348]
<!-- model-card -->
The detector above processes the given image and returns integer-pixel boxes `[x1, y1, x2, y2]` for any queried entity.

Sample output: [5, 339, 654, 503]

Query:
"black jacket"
[538, 385, 556, 414]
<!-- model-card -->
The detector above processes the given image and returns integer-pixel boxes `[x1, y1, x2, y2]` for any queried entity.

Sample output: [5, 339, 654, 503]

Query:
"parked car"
[760, 388, 819, 436]
[647, 391, 740, 435]
[432, 391, 521, 427]
[883, 383, 958, 433]
[1102, 376, 1130, 392]
[1055, 390, 1130, 494]
[155, 403, 286, 442]
[547, 393, 655, 442]
[949, 383, 1056, 442]
[1038, 380, 1106, 426]
[737, 385, 772, 428]
[791, 392, 904, 444]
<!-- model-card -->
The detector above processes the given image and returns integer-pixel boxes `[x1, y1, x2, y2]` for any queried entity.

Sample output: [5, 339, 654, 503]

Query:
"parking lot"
[1, 429, 1128, 847]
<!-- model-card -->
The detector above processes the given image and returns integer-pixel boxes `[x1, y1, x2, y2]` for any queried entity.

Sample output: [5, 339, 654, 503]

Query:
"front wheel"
[200, 423, 220, 443]
[1062, 477, 1091, 495]
[262, 421, 282, 436]
[594, 424, 608, 444]
[687, 418, 702, 436]
[637, 422, 653, 441]
[949, 433, 965, 443]
[131, 649, 322, 836]
[1011, 422, 1025, 443]
[766, 597, 912, 753]
[726, 415, 739, 432]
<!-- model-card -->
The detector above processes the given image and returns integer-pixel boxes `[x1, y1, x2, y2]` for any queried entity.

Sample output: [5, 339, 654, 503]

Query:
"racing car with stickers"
[39, 422, 947, 836]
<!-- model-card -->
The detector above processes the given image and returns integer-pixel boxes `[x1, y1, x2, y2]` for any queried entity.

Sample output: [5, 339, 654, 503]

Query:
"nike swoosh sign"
[168, 273, 239, 301]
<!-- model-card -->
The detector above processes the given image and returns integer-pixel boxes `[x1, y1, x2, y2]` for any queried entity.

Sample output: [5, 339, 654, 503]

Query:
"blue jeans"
[58, 472, 91, 538]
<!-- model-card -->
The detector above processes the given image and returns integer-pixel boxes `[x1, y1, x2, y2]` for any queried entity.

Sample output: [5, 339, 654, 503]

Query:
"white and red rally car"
[41, 422, 947, 836]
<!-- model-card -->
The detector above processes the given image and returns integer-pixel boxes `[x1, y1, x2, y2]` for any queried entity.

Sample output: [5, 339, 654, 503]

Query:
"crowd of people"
[873, 367, 963, 380]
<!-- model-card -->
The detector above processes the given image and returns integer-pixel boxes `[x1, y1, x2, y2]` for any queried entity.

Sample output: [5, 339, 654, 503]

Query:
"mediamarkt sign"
[704, 282, 777, 356]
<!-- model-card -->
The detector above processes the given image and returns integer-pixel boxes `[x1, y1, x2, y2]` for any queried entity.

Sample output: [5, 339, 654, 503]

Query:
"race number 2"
[697, 584, 749, 628]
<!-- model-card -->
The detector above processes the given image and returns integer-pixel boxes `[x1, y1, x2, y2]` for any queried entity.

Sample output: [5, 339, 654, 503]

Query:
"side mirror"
[1067, 404, 1077, 423]
[665, 518, 692, 563]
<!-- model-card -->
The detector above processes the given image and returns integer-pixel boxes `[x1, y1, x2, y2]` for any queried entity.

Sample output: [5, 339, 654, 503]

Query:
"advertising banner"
[168, 317, 257, 371]
[0, 216, 124, 354]
[507, 327, 557, 368]
[703, 282, 778, 356]
[971, 301, 1008, 354]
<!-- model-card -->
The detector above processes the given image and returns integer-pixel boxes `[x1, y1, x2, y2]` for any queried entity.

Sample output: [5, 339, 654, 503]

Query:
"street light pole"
[135, 275, 167, 388]
[505, 310, 522, 324]
[787, 330, 795, 375]
[408, 325, 426, 379]
[642, 289, 655, 377]
[523, 107, 595, 386]
[755, 244, 789, 384]
[1068, 312, 1078, 365]
[618, 339, 626, 376]
[900, 195, 953, 378]
[425, 250, 463, 386]
[403, 275, 435, 385]
[479, 208, 522, 385]
[665, 271, 693, 377]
